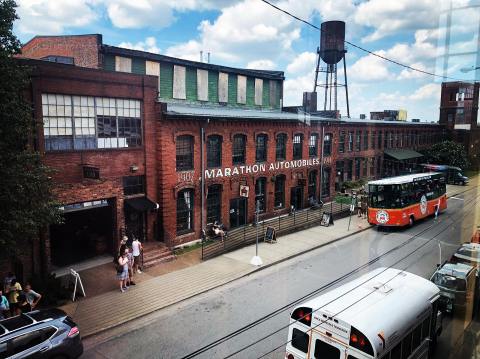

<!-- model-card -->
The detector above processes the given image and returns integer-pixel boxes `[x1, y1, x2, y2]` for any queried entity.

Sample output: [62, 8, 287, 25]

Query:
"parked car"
[430, 262, 476, 314]
[0, 308, 83, 358]
[421, 164, 469, 185]
[452, 243, 480, 268]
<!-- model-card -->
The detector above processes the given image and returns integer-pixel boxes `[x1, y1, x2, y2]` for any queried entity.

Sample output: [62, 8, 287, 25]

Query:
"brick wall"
[20, 35, 102, 69]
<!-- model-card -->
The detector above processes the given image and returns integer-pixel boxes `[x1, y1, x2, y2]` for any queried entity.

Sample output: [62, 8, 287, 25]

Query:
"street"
[82, 187, 479, 359]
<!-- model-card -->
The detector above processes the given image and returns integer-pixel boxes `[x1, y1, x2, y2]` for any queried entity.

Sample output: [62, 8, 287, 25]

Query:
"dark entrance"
[230, 197, 247, 228]
[125, 197, 158, 242]
[50, 202, 113, 267]
[290, 186, 304, 210]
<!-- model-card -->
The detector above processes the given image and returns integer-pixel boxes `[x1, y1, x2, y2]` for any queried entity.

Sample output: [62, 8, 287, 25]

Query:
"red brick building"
[11, 34, 446, 276]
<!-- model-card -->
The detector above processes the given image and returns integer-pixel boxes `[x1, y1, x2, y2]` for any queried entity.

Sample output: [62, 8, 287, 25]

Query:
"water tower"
[313, 20, 350, 117]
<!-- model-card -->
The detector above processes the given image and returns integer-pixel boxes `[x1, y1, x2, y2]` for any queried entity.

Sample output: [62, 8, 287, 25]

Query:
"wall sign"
[240, 185, 249, 197]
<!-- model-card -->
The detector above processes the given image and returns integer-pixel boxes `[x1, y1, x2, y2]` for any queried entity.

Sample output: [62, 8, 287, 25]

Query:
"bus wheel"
[409, 216, 414, 227]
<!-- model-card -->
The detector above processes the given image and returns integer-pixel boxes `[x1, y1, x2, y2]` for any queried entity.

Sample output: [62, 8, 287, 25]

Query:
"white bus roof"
[367, 172, 441, 185]
[296, 268, 439, 356]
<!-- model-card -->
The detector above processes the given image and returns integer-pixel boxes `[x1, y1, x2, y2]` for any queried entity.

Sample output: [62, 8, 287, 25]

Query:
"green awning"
[384, 149, 424, 161]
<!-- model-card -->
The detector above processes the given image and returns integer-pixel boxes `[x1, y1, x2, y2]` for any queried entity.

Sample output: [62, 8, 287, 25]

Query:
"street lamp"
[460, 66, 480, 73]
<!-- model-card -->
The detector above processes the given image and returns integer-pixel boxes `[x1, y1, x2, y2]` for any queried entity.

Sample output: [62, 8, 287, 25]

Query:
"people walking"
[7, 278, 22, 316]
[132, 236, 143, 274]
[116, 244, 129, 293]
[0, 289, 9, 319]
[126, 247, 136, 286]
[23, 283, 42, 310]
[361, 195, 368, 219]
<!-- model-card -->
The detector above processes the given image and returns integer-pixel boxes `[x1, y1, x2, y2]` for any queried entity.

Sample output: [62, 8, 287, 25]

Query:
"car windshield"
[432, 273, 466, 291]
[456, 247, 480, 262]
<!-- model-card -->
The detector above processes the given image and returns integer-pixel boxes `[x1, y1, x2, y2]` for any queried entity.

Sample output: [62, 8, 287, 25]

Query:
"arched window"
[323, 133, 333, 156]
[276, 134, 287, 160]
[255, 177, 267, 212]
[232, 134, 246, 165]
[256, 134, 268, 162]
[293, 134, 303, 159]
[176, 135, 194, 171]
[207, 184, 222, 224]
[207, 135, 222, 168]
[274, 175, 286, 208]
[309, 133, 318, 157]
[177, 189, 194, 234]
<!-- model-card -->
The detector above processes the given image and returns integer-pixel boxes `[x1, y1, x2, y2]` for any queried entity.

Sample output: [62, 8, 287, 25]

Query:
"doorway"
[230, 197, 247, 228]
[290, 186, 304, 210]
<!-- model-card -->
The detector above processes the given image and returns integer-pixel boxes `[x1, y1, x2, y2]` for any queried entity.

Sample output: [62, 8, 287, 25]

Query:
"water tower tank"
[320, 21, 346, 65]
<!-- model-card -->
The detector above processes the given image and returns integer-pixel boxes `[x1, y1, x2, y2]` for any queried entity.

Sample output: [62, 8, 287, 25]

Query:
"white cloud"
[166, 0, 302, 65]
[397, 63, 429, 80]
[118, 37, 161, 54]
[286, 52, 316, 75]
[16, 0, 97, 35]
[246, 59, 276, 70]
[409, 83, 440, 100]
[283, 72, 315, 106]
[349, 52, 393, 82]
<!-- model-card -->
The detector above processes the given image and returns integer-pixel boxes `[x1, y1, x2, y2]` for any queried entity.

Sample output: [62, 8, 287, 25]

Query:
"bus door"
[310, 331, 347, 359]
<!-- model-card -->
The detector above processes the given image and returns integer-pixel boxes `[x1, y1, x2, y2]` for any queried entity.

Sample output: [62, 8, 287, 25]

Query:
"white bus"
[285, 268, 442, 359]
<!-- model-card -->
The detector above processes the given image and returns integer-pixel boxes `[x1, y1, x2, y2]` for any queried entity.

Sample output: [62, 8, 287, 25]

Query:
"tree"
[421, 140, 470, 169]
[0, 0, 61, 258]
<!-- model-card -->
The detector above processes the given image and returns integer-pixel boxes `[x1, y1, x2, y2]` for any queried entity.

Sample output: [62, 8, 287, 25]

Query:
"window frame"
[309, 133, 319, 158]
[123, 175, 146, 196]
[276, 133, 287, 161]
[255, 134, 268, 163]
[274, 175, 286, 208]
[232, 134, 247, 165]
[323, 133, 333, 156]
[176, 135, 194, 171]
[255, 177, 267, 213]
[177, 189, 194, 234]
[207, 135, 222, 168]
[207, 184, 222, 224]
[293, 134, 303, 160]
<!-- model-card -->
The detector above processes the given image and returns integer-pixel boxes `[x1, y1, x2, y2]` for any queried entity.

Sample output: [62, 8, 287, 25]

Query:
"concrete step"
[143, 254, 176, 268]
[143, 249, 173, 262]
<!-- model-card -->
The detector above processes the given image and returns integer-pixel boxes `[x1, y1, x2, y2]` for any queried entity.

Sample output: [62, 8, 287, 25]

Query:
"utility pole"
[250, 200, 263, 266]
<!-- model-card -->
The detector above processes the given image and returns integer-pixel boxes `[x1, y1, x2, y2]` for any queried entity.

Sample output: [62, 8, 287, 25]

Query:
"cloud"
[16, 0, 97, 35]
[118, 37, 161, 54]
[165, 0, 302, 65]
[409, 83, 440, 100]
[246, 59, 276, 70]
[349, 52, 393, 82]
[286, 52, 316, 75]
[397, 63, 429, 80]
[283, 72, 315, 106]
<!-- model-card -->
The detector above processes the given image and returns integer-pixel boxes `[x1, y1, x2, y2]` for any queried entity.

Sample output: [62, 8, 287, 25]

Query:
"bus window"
[291, 328, 309, 353]
[422, 316, 430, 339]
[391, 343, 401, 359]
[314, 339, 340, 359]
[401, 332, 413, 359]
[412, 324, 422, 349]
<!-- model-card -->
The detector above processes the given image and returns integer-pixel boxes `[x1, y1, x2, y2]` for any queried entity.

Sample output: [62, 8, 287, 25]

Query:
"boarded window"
[197, 69, 209, 101]
[115, 56, 132, 73]
[173, 65, 186, 99]
[270, 80, 278, 107]
[237, 75, 247, 104]
[145, 61, 160, 94]
[218, 72, 229, 103]
[255, 78, 263, 106]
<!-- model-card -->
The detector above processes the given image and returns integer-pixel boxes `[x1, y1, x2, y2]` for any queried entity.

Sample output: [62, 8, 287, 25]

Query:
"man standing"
[132, 237, 143, 274]
[23, 283, 42, 310]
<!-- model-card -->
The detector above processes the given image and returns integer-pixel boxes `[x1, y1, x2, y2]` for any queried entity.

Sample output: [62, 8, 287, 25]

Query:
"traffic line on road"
[450, 196, 464, 201]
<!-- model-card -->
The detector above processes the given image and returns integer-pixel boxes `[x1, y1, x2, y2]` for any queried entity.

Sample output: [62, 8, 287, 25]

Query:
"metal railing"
[201, 201, 351, 260]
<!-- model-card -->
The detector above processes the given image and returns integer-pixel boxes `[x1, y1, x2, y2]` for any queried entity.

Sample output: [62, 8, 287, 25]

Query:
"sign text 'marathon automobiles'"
[205, 158, 321, 179]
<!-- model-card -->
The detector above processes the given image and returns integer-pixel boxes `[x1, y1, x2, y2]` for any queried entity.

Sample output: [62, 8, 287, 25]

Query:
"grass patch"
[173, 242, 203, 255]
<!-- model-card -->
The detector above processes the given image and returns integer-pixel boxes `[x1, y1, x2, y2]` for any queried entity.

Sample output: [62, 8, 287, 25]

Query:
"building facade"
[439, 81, 480, 168]
[11, 34, 446, 276]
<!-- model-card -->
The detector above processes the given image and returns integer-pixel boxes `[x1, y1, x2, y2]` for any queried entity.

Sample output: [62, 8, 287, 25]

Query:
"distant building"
[439, 81, 480, 168]
[411, 119, 421, 123]
[359, 114, 366, 119]
[370, 110, 407, 121]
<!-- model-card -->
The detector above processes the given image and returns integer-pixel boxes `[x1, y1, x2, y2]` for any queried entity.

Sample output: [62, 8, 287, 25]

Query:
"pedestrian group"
[115, 235, 143, 293]
[0, 272, 42, 319]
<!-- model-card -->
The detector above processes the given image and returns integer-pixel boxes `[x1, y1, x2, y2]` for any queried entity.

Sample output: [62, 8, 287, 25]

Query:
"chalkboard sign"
[264, 226, 277, 243]
[320, 212, 334, 227]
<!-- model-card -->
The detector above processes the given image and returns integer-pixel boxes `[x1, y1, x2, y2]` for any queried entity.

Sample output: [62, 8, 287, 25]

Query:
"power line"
[180, 186, 478, 358]
[259, 0, 464, 82]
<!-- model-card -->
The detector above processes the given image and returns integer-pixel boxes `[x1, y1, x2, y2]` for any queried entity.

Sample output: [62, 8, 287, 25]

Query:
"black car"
[0, 308, 83, 359]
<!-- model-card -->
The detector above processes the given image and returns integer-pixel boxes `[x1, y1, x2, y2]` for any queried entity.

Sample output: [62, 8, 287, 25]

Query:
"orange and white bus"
[367, 172, 447, 227]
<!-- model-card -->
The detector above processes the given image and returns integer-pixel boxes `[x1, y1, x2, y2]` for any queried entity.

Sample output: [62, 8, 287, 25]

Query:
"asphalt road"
[82, 186, 480, 359]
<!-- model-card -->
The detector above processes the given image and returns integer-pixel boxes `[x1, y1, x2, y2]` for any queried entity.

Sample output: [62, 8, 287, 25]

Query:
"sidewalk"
[61, 183, 474, 338]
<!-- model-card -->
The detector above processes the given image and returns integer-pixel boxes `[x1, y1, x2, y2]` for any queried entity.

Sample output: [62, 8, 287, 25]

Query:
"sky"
[13, 0, 480, 122]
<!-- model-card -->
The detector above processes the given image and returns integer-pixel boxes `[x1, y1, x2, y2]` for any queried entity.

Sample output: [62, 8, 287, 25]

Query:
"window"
[348, 131, 354, 151]
[256, 134, 268, 162]
[412, 324, 422, 349]
[41, 55, 74, 64]
[176, 135, 194, 171]
[291, 329, 309, 353]
[308, 170, 317, 199]
[371, 131, 376, 150]
[255, 177, 267, 212]
[355, 131, 361, 151]
[378, 131, 382, 149]
[274, 175, 285, 208]
[322, 168, 331, 198]
[309, 133, 318, 157]
[293, 134, 303, 159]
[390, 343, 402, 359]
[384, 131, 388, 148]
[207, 185, 222, 224]
[389, 132, 394, 148]
[314, 339, 340, 359]
[276, 134, 287, 160]
[339, 131, 345, 153]
[422, 316, 431, 339]
[42, 94, 142, 151]
[123, 176, 145, 196]
[323, 133, 332, 156]
[363, 130, 369, 150]
[83, 166, 99, 179]
[355, 158, 361, 179]
[232, 134, 246, 165]
[10, 327, 56, 356]
[207, 135, 222, 168]
[177, 189, 194, 234]
[346, 160, 353, 180]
